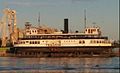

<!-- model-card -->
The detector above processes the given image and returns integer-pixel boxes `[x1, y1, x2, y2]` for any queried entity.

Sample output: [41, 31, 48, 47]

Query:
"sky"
[0, 0, 119, 40]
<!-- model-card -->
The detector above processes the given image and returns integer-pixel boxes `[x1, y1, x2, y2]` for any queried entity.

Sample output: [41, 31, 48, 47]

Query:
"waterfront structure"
[10, 19, 114, 57]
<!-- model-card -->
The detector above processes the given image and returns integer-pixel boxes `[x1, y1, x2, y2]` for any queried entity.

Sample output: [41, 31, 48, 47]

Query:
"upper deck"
[19, 23, 105, 40]
[20, 33, 108, 40]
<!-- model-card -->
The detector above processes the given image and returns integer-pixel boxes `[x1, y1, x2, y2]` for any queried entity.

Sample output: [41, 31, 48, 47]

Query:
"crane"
[0, 8, 18, 47]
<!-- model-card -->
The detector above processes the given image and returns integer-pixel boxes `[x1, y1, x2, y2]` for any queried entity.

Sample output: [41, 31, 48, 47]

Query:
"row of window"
[19, 40, 111, 44]
[25, 35, 102, 39]
[90, 40, 110, 43]
[79, 41, 85, 44]
[19, 40, 84, 44]
[19, 41, 41, 44]
[19, 40, 75, 44]
[26, 30, 38, 34]
[86, 29, 99, 34]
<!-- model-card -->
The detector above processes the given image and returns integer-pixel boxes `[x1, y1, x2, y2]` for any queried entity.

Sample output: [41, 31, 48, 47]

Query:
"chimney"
[64, 18, 68, 33]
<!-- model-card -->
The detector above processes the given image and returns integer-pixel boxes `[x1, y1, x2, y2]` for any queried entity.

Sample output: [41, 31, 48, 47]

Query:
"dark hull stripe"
[13, 46, 114, 48]
[18, 37, 108, 40]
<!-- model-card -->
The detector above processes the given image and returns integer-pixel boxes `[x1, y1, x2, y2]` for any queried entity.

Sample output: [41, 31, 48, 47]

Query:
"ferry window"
[38, 41, 40, 44]
[97, 41, 99, 43]
[32, 30, 34, 33]
[32, 41, 34, 44]
[79, 41, 81, 43]
[37, 36, 39, 38]
[30, 41, 32, 44]
[41, 37, 42, 39]
[23, 42, 25, 44]
[97, 29, 99, 32]
[90, 29, 92, 33]
[83, 41, 85, 43]
[88, 29, 90, 33]
[102, 41, 105, 43]
[35, 41, 37, 44]
[86, 29, 87, 31]
[93, 40, 95, 43]
[33, 36, 35, 38]
[90, 40, 93, 43]
[26, 41, 29, 43]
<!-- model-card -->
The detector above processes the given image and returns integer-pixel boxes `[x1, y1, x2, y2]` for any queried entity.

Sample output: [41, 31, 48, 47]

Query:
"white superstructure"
[14, 24, 113, 48]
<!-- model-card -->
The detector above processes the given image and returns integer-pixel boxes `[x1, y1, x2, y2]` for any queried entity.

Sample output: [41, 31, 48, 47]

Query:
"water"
[0, 57, 119, 73]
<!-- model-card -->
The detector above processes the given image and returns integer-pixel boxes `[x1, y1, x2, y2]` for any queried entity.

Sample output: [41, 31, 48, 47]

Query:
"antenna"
[38, 12, 40, 26]
[84, 9, 86, 29]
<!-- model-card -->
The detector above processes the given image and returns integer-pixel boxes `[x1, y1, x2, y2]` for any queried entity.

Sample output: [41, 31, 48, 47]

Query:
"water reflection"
[0, 57, 119, 73]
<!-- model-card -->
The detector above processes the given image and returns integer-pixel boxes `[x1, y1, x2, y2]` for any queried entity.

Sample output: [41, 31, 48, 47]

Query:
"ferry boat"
[11, 19, 114, 57]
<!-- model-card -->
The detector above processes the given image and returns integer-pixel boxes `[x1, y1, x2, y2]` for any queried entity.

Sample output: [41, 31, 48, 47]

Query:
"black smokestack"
[64, 18, 68, 33]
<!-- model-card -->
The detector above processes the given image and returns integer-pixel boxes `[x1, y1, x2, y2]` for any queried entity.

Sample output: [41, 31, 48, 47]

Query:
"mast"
[84, 9, 86, 29]
[38, 12, 40, 26]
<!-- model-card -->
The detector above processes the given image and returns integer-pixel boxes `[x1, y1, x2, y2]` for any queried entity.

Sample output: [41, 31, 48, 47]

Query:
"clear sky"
[0, 0, 119, 40]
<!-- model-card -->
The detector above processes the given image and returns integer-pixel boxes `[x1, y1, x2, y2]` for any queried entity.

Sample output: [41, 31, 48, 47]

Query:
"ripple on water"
[0, 57, 119, 73]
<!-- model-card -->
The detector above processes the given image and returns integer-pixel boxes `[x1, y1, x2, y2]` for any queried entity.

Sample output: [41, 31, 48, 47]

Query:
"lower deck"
[9, 47, 113, 57]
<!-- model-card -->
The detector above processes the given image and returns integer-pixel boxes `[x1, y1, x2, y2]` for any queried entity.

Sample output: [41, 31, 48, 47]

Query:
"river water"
[0, 57, 119, 73]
